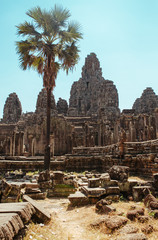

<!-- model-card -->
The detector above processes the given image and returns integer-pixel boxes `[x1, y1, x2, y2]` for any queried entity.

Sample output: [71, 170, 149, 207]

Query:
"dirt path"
[41, 198, 102, 240]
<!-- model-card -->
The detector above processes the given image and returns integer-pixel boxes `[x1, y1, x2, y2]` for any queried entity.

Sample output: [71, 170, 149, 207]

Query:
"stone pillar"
[154, 109, 158, 138]
[12, 133, 16, 156]
[9, 137, 12, 156]
[98, 123, 101, 146]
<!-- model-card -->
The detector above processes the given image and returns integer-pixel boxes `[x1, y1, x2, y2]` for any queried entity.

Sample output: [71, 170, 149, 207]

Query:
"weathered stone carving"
[133, 87, 158, 114]
[35, 88, 57, 116]
[57, 98, 68, 115]
[2, 93, 22, 123]
[68, 53, 120, 121]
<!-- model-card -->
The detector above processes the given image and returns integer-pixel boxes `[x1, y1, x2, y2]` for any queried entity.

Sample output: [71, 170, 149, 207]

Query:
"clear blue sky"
[1, 0, 158, 118]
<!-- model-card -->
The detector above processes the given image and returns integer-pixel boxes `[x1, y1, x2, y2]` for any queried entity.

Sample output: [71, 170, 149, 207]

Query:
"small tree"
[16, 6, 82, 169]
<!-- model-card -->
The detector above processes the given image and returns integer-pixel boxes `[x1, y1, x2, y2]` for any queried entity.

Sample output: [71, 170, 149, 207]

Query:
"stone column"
[9, 137, 12, 156]
[12, 133, 16, 156]
[154, 109, 158, 138]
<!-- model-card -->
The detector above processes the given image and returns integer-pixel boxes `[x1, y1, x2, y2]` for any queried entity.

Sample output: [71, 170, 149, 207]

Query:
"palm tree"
[16, 6, 82, 170]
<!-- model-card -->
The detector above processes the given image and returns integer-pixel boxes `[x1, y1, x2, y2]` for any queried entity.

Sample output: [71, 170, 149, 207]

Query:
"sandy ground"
[24, 198, 158, 240]
[40, 198, 107, 240]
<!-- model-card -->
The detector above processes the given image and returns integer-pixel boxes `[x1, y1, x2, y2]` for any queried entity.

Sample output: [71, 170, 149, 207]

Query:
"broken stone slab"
[0, 213, 24, 238]
[6, 181, 39, 189]
[76, 180, 88, 188]
[25, 192, 47, 200]
[23, 195, 51, 223]
[25, 187, 41, 194]
[133, 186, 152, 201]
[81, 186, 106, 197]
[100, 173, 110, 181]
[68, 191, 89, 206]
[88, 178, 100, 188]
[101, 179, 118, 188]
[105, 186, 120, 195]
[0, 202, 35, 223]
[116, 233, 148, 240]
[81, 177, 88, 183]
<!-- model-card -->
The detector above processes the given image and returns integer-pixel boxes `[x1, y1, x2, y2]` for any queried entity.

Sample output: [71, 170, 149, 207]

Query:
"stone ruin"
[133, 87, 158, 114]
[2, 93, 22, 123]
[0, 52, 158, 178]
[35, 88, 57, 116]
[68, 52, 120, 122]
[57, 98, 68, 115]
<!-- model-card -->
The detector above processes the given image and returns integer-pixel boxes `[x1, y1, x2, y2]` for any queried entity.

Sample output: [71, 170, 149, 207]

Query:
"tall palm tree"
[16, 6, 82, 170]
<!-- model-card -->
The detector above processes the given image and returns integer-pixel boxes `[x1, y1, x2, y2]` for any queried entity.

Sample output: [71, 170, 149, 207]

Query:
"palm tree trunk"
[44, 88, 51, 170]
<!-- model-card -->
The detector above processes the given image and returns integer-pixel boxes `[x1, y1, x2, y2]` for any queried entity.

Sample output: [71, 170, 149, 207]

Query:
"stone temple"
[0, 53, 158, 176]
[68, 53, 120, 121]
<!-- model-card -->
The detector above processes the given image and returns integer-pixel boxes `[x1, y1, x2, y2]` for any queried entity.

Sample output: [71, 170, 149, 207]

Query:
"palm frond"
[59, 41, 80, 74]
[67, 21, 83, 40]
[16, 21, 41, 38]
[51, 5, 70, 27]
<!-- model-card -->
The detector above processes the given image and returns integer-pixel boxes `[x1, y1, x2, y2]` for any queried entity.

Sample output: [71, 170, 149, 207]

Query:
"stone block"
[100, 173, 110, 181]
[26, 192, 47, 200]
[68, 191, 89, 206]
[109, 165, 129, 182]
[23, 195, 51, 223]
[88, 178, 100, 188]
[106, 186, 120, 195]
[81, 186, 106, 198]
[52, 171, 65, 185]
[101, 179, 118, 188]
[52, 184, 76, 197]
